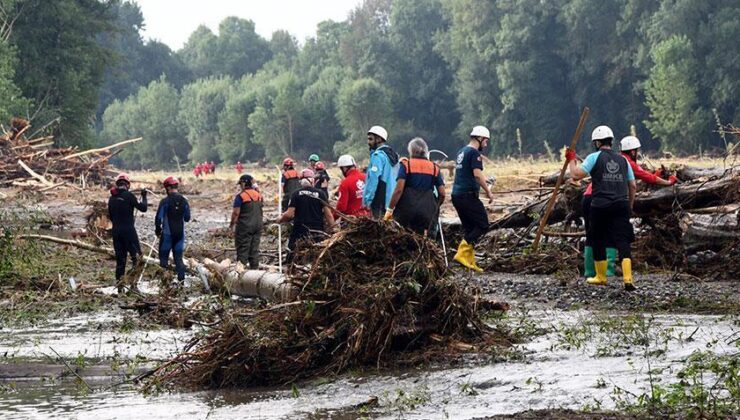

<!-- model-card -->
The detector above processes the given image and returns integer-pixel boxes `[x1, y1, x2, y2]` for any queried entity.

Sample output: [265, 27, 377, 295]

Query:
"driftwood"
[492, 171, 740, 230]
[0, 117, 137, 188]
[17, 234, 287, 301]
[681, 211, 740, 253]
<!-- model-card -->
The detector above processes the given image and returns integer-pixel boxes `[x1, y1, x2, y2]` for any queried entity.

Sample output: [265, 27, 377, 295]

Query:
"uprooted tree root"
[144, 219, 512, 390]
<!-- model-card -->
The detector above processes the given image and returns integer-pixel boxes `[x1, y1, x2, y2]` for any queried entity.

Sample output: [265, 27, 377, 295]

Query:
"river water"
[0, 309, 736, 419]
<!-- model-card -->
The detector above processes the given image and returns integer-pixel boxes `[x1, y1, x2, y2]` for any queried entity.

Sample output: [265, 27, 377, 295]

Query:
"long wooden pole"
[532, 107, 590, 250]
[61, 137, 143, 160]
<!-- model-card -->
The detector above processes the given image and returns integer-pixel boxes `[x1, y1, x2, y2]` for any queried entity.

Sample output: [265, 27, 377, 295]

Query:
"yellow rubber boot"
[622, 258, 635, 291]
[468, 243, 484, 273]
[453, 240, 483, 272]
[453, 240, 469, 267]
[586, 260, 608, 285]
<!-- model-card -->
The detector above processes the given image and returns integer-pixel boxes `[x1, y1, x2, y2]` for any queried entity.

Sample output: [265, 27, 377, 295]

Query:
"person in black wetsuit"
[107, 173, 147, 289]
[155, 176, 191, 282]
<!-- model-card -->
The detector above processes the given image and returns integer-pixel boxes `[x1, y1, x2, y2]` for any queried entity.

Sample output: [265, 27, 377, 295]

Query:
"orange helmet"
[283, 157, 294, 167]
[315, 161, 326, 170]
[163, 176, 179, 187]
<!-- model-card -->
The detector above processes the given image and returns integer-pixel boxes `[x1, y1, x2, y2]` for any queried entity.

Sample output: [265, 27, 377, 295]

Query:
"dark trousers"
[286, 227, 323, 264]
[112, 228, 141, 280]
[590, 201, 634, 261]
[583, 195, 616, 249]
[452, 193, 488, 245]
[236, 230, 261, 269]
[159, 233, 186, 280]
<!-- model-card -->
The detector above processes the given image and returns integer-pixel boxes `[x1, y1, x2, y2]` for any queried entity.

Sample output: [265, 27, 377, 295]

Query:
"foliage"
[3, 0, 734, 167]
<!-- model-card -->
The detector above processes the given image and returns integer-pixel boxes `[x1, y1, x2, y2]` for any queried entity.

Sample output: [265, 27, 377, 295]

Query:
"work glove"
[654, 168, 665, 179]
[141, 189, 148, 198]
[564, 149, 576, 162]
[383, 209, 394, 221]
[668, 175, 678, 185]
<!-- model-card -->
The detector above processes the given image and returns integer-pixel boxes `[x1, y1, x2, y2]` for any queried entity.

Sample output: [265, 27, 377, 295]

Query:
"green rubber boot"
[583, 246, 595, 278]
[606, 247, 618, 277]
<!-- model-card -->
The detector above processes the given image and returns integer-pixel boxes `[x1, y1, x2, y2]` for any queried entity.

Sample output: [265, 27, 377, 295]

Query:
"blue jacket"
[363, 144, 399, 208]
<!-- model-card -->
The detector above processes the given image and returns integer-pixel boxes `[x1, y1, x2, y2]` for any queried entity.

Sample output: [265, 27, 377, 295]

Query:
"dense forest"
[1, 0, 738, 168]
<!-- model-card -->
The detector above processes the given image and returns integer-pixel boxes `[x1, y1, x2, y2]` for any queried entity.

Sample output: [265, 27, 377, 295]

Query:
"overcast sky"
[136, 0, 363, 50]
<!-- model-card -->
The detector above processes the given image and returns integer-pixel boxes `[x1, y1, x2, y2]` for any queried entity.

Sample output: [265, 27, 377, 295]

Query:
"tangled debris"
[0, 117, 141, 189]
[480, 166, 740, 278]
[145, 219, 511, 389]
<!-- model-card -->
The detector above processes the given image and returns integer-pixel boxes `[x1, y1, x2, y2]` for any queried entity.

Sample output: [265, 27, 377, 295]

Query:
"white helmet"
[470, 125, 490, 139]
[367, 125, 388, 141]
[337, 154, 356, 167]
[591, 125, 614, 141]
[620, 136, 641, 151]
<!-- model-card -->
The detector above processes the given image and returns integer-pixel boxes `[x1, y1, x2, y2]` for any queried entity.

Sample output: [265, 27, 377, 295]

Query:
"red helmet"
[115, 173, 130, 183]
[163, 176, 179, 187]
[315, 161, 326, 170]
[283, 157, 294, 167]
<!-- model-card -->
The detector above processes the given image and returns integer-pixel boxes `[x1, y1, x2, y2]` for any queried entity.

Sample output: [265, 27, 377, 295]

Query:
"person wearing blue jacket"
[155, 176, 191, 282]
[362, 125, 399, 218]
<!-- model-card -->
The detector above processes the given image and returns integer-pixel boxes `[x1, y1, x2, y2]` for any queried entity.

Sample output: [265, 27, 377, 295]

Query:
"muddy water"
[0, 310, 735, 419]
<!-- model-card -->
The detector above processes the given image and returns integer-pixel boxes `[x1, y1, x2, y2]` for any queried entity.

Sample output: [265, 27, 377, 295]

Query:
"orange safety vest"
[239, 189, 263, 203]
[401, 158, 440, 179]
[283, 169, 299, 179]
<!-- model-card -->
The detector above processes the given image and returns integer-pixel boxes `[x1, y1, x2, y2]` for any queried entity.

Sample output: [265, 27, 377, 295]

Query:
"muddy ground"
[0, 171, 737, 419]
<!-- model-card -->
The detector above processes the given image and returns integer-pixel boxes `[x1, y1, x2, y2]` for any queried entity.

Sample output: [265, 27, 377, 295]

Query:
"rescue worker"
[308, 154, 320, 170]
[155, 176, 191, 283]
[193, 164, 201, 178]
[363, 125, 399, 218]
[281, 158, 300, 212]
[277, 169, 335, 263]
[336, 154, 369, 217]
[567, 126, 637, 291]
[451, 126, 495, 272]
[581, 135, 677, 279]
[107, 173, 147, 287]
[385, 138, 445, 236]
[229, 174, 263, 269]
[209, 161, 216, 174]
[235, 161, 244, 174]
[313, 161, 330, 195]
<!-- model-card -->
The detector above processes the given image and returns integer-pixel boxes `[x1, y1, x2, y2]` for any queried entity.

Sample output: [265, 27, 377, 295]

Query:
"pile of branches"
[485, 166, 740, 279]
[481, 228, 580, 276]
[0, 117, 137, 188]
[146, 219, 510, 389]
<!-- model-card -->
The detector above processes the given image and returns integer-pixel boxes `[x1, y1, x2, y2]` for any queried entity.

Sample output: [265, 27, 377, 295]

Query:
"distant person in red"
[209, 161, 216, 174]
[193, 164, 201, 178]
[236, 161, 244, 174]
[202, 162, 210, 175]
[335, 154, 369, 217]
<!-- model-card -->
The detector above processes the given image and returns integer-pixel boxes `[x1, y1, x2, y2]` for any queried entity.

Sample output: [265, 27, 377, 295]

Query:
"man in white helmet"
[451, 125, 495, 272]
[579, 134, 678, 281]
[566, 125, 637, 290]
[363, 125, 399, 218]
[336, 154, 369, 217]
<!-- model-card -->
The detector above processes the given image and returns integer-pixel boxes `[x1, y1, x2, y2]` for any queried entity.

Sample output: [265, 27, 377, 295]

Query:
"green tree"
[644, 35, 708, 153]
[179, 76, 233, 162]
[9, 0, 116, 146]
[217, 76, 262, 162]
[100, 77, 186, 168]
[248, 71, 305, 160]
[334, 77, 394, 157]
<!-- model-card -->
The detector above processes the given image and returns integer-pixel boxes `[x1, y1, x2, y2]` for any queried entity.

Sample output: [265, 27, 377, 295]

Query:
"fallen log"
[17, 159, 54, 187]
[18, 234, 287, 301]
[676, 166, 737, 181]
[61, 137, 142, 161]
[681, 212, 740, 253]
[632, 173, 740, 217]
